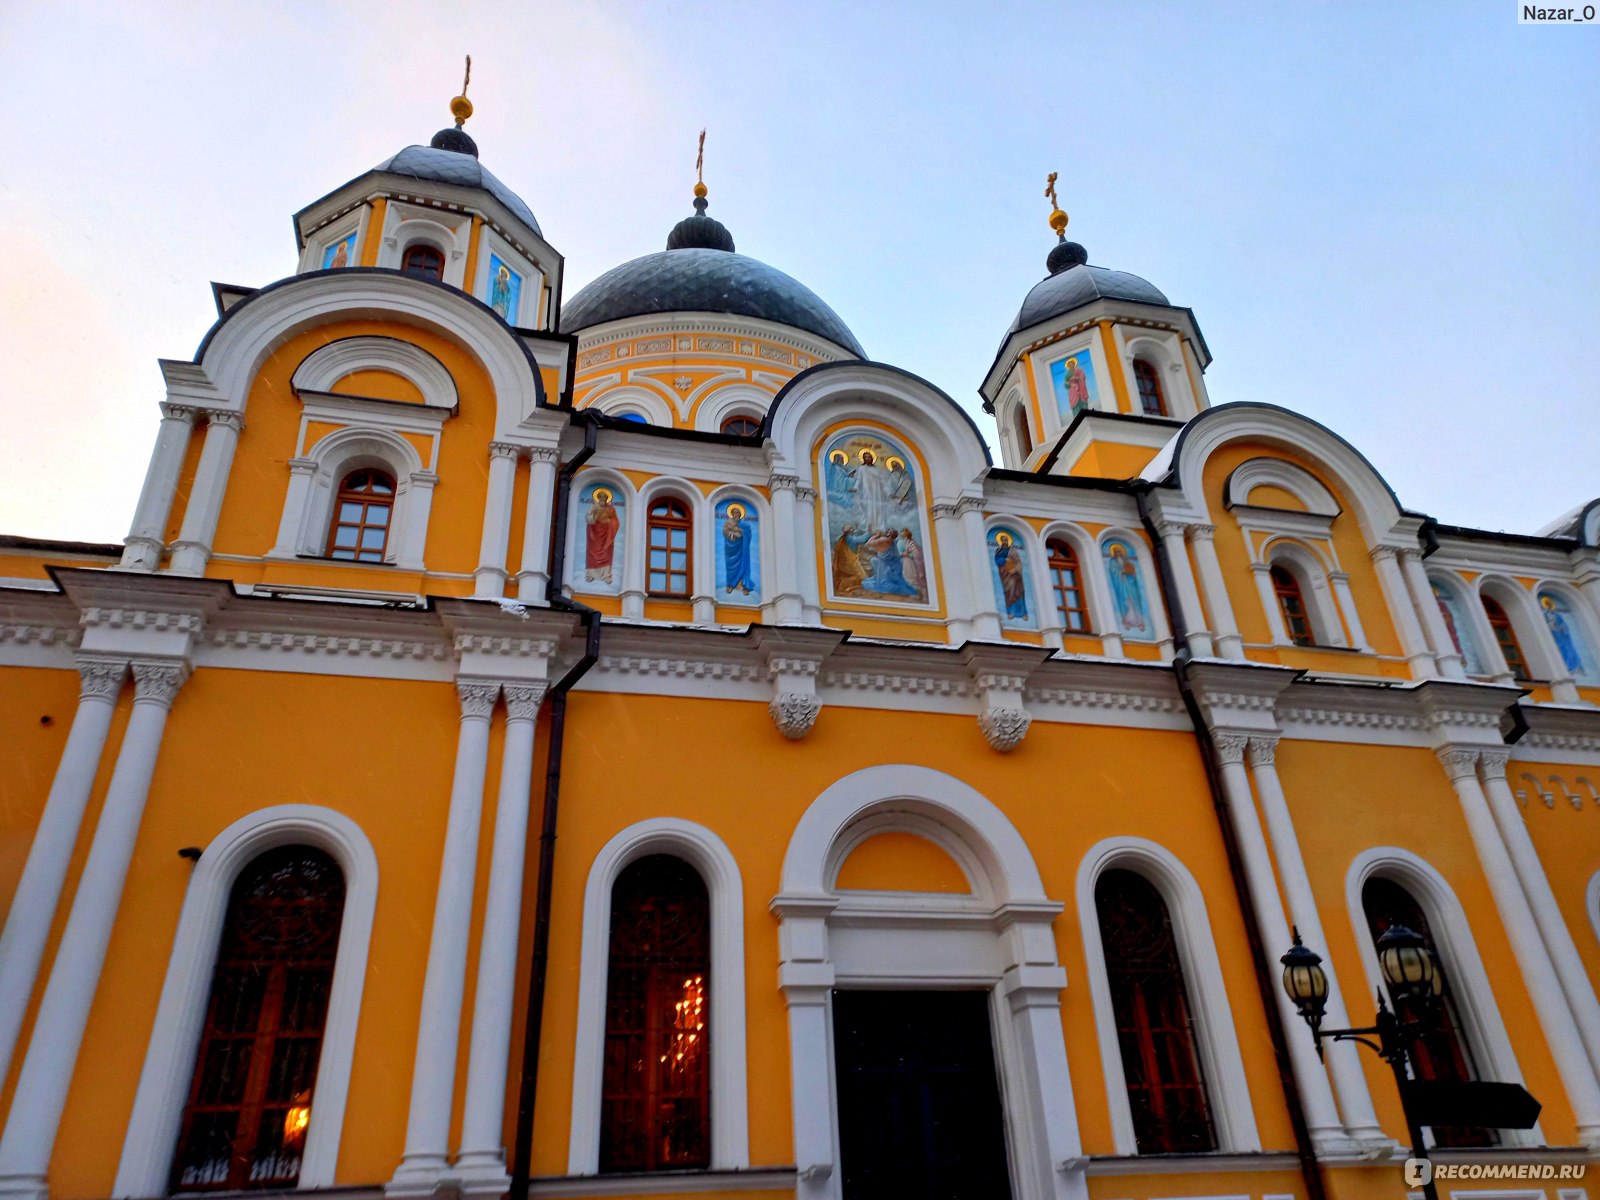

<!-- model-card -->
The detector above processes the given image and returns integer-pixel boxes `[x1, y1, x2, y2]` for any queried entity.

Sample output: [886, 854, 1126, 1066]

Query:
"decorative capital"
[1212, 732, 1249, 764]
[1476, 748, 1510, 777]
[1155, 519, 1188, 539]
[528, 446, 560, 463]
[770, 692, 822, 740]
[768, 473, 799, 492]
[953, 496, 985, 517]
[457, 679, 501, 718]
[130, 659, 189, 708]
[930, 501, 961, 520]
[205, 410, 243, 432]
[159, 402, 197, 423]
[287, 456, 319, 476]
[490, 441, 521, 461]
[979, 706, 1031, 752]
[502, 682, 547, 720]
[1188, 522, 1217, 540]
[1246, 735, 1278, 767]
[1434, 746, 1481, 780]
[1368, 545, 1399, 563]
[794, 485, 817, 504]
[974, 671, 1029, 694]
[77, 656, 127, 701]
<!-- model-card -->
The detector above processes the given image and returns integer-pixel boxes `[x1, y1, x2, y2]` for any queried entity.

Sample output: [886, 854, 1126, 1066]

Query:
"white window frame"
[1119, 330, 1194, 419]
[377, 203, 471, 290]
[1031, 333, 1113, 433]
[567, 818, 749, 1174]
[114, 805, 379, 1195]
[1076, 836, 1261, 1155]
[1039, 521, 1119, 654]
[473, 226, 541, 327]
[1261, 538, 1350, 648]
[1476, 576, 1564, 684]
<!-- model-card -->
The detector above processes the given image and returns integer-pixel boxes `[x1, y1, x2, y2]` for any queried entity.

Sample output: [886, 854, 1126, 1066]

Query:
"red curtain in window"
[1095, 869, 1216, 1153]
[599, 855, 711, 1173]
[171, 847, 346, 1190]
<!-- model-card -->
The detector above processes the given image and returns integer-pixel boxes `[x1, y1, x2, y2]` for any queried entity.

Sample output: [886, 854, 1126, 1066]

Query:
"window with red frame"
[1481, 596, 1533, 681]
[1014, 405, 1033, 458]
[1362, 876, 1495, 1147]
[1095, 869, 1216, 1154]
[1271, 564, 1315, 646]
[719, 414, 761, 438]
[170, 846, 346, 1191]
[1133, 359, 1167, 416]
[599, 855, 711, 1173]
[400, 243, 445, 280]
[326, 468, 394, 562]
[1047, 539, 1092, 634]
[647, 497, 693, 597]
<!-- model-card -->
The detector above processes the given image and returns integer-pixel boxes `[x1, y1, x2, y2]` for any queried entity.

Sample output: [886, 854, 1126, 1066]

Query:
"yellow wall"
[835, 831, 970, 893]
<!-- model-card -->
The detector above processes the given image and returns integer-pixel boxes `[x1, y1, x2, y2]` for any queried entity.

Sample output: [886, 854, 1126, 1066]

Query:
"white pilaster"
[457, 684, 545, 1193]
[1189, 524, 1243, 658]
[395, 470, 438, 571]
[1327, 571, 1369, 650]
[794, 485, 823, 625]
[168, 411, 242, 576]
[388, 680, 500, 1196]
[1157, 520, 1214, 657]
[1247, 737, 1388, 1148]
[515, 448, 560, 602]
[961, 498, 1002, 641]
[120, 404, 196, 571]
[1402, 550, 1466, 679]
[0, 660, 187, 1200]
[1435, 746, 1600, 1148]
[1478, 751, 1600, 1085]
[268, 457, 319, 558]
[1252, 561, 1292, 645]
[1370, 545, 1436, 678]
[474, 444, 521, 598]
[931, 501, 974, 645]
[0, 658, 126, 1095]
[765, 474, 804, 624]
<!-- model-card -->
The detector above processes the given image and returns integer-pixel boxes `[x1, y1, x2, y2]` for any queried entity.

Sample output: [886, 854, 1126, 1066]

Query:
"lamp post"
[1279, 926, 1442, 1200]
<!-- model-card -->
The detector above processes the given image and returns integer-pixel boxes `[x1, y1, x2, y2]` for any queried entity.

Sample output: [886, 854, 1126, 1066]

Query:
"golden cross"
[462, 55, 472, 97]
[1045, 171, 1059, 210]
[696, 129, 706, 185]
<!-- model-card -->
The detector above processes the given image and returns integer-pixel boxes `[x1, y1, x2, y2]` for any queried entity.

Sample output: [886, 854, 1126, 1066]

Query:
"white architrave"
[1075, 836, 1261, 1156]
[1477, 575, 1574, 698]
[1118, 329, 1198, 420]
[633, 476, 714, 622]
[1343, 846, 1541, 1147]
[1224, 457, 1341, 517]
[567, 819, 749, 1174]
[114, 805, 379, 1195]
[290, 336, 460, 409]
[1260, 537, 1350, 648]
[378, 207, 471, 290]
[1037, 521, 1122, 656]
[585, 384, 677, 427]
[694, 383, 773, 435]
[773, 764, 1085, 1200]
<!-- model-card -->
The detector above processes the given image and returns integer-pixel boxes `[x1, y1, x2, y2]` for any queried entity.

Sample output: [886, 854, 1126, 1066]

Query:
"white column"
[0, 658, 126, 1095]
[394, 470, 438, 571]
[388, 680, 500, 1195]
[931, 502, 973, 645]
[794, 486, 823, 624]
[766, 474, 804, 624]
[1401, 550, 1466, 679]
[168, 412, 242, 576]
[1435, 747, 1600, 1148]
[1189, 524, 1243, 658]
[456, 684, 545, 1192]
[268, 457, 319, 557]
[1370, 546, 1436, 678]
[515, 449, 559, 602]
[1210, 733, 1348, 1151]
[0, 660, 187, 1200]
[120, 404, 196, 571]
[1157, 521, 1214, 657]
[1252, 562, 1292, 645]
[1573, 557, 1600, 635]
[474, 444, 521, 598]
[1328, 572, 1369, 650]
[1246, 738, 1388, 1147]
[960, 498, 1002, 641]
[1478, 751, 1600, 1084]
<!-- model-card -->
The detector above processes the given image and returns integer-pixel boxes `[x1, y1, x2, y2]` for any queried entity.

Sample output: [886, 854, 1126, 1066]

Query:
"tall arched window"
[1133, 359, 1166, 416]
[326, 468, 395, 562]
[1013, 405, 1033, 459]
[1095, 869, 1216, 1154]
[647, 497, 693, 598]
[719, 414, 761, 438]
[1481, 596, 1532, 681]
[400, 243, 445, 280]
[600, 855, 711, 1173]
[1361, 877, 1492, 1147]
[1048, 539, 1092, 633]
[1271, 564, 1314, 646]
[170, 847, 347, 1191]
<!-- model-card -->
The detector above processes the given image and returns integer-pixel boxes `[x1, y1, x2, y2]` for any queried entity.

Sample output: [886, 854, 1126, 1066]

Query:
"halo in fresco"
[1101, 537, 1152, 639]
[715, 498, 761, 605]
[1049, 351, 1098, 420]
[988, 526, 1034, 627]
[821, 431, 931, 606]
[489, 254, 522, 323]
[578, 481, 624, 592]
[1538, 589, 1596, 682]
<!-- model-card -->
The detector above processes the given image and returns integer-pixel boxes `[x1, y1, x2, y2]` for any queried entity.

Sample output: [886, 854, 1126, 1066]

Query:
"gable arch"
[695, 383, 775, 435]
[1226, 457, 1342, 517]
[291, 336, 459, 409]
[1476, 574, 1563, 681]
[582, 382, 677, 427]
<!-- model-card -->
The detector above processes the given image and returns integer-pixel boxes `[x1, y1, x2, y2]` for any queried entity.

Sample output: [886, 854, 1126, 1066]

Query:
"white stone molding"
[632, 476, 713, 613]
[1367, 546, 1439, 677]
[930, 498, 976, 643]
[291, 335, 460, 410]
[1036, 521, 1123, 656]
[379, 205, 472, 289]
[691, 382, 773, 435]
[474, 442, 524, 597]
[114, 805, 379, 1195]
[764, 472, 806, 624]
[472, 224, 544, 327]
[1185, 524, 1243, 659]
[1258, 536, 1349, 648]
[1155, 518, 1215, 657]
[1475, 575, 1573, 696]
[296, 202, 369, 276]
[1532, 579, 1600, 687]
[1117, 327, 1199, 419]
[772, 765, 1085, 1200]
[584, 382, 677, 427]
[516, 446, 562, 602]
[1075, 836, 1261, 1155]
[121, 404, 198, 570]
[1404, 554, 1467, 679]
[168, 411, 243, 576]
[0, 656, 127, 1095]
[965, 645, 1050, 752]
[1224, 457, 1341, 517]
[567, 818, 749, 1175]
[756, 628, 845, 740]
[1343, 846, 1543, 1147]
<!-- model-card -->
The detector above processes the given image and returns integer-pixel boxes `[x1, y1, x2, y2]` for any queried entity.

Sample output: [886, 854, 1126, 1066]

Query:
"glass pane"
[648, 572, 666, 591]
[339, 502, 362, 522]
[360, 527, 385, 550]
[650, 549, 667, 570]
[333, 526, 358, 548]
[330, 548, 354, 560]
[670, 530, 687, 549]
[670, 552, 687, 571]
[367, 504, 390, 527]
[369, 478, 394, 495]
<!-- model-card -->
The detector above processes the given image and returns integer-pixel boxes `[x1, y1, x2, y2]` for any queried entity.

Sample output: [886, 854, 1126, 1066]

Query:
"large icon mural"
[715, 498, 761, 605]
[1101, 537, 1153, 639]
[321, 233, 356, 270]
[1432, 579, 1488, 675]
[1049, 351, 1098, 420]
[988, 527, 1033, 627]
[489, 254, 522, 323]
[1539, 589, 1595, 682]
[579, 482, 624, 591]
[821, 431, 931, 605]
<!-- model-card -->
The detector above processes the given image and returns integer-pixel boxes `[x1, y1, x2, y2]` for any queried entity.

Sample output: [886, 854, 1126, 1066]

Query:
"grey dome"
[1008, 263, 1169, 336]
[561, 248, 864, 356]
[373, 145, 541, 236]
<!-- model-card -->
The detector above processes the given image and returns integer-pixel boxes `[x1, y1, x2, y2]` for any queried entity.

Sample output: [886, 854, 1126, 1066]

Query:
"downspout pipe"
[510, 414, 601, 1200]
[1135, 485, 1328, 1200]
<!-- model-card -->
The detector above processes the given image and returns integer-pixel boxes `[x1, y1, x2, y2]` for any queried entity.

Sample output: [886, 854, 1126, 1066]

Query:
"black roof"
[560, 248, 865, 357]
[1008, 263, 1169, 335]
[372, 146, 541, 236]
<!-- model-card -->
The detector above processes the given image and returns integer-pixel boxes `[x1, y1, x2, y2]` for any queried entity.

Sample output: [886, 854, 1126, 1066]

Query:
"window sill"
[1085, 1150, 1301, 1175]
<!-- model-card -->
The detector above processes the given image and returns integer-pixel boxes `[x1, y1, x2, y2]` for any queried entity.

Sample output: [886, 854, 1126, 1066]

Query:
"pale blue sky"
[0, 1, 1594, 543]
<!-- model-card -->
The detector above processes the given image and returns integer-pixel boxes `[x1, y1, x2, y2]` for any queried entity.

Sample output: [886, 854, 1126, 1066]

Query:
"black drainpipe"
[1134, 485, 1328, 1200]
[510, 414, 601, 1200]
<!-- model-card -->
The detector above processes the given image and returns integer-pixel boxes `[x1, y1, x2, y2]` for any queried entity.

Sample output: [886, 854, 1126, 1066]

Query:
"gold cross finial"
[694, 129, 708, 199]
[463, 55, 472, 97]
[1045, 170, 1068, 237]
[450, 55, 474, 126]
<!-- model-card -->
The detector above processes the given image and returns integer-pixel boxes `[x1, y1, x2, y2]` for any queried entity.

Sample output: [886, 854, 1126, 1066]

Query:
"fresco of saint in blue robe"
[1540, 591, 1594, 681]
[1432, 580, 1488, 675]
[489, 254, 522, 322]
[1102, 538, 1152, 638]
[715, 499, 761, 604]
[820, 432, 931, 606]
[988, 528, 1033, 626]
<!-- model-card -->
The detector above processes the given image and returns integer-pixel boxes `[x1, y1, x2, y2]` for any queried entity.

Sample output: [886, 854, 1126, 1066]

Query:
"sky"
[0, 1, 1595, 544]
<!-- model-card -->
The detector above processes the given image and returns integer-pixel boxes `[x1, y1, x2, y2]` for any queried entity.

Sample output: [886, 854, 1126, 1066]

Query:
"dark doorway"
[832, 990, 1013, 1200]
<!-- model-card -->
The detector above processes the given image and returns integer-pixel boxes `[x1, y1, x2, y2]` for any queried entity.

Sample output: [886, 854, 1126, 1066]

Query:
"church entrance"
[832, 990, 1013, 1199]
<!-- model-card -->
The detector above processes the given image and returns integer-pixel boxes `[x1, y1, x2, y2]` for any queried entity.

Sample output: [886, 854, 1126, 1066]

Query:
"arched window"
[1095, 869, 1216, 1154]
[1362, 877, 1493, 1147]
[1133, 359, 1166, 416]
[719, 414, 761, 438]
[647, 497, 693, 598]
[1047, 539, 1092, 633]
[600, 855, 711, 1173]
[400, 243, 445, 280]
[170, 846, 347, 1191]
[1013, 404, 1033, 459]
[1271, 564, 1314, 646]
[326, 468, 394, 562]
[1482, 596, 1532, 681]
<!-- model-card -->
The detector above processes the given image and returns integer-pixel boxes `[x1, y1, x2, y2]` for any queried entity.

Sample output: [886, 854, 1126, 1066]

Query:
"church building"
[1, 83, 1598, 1200]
